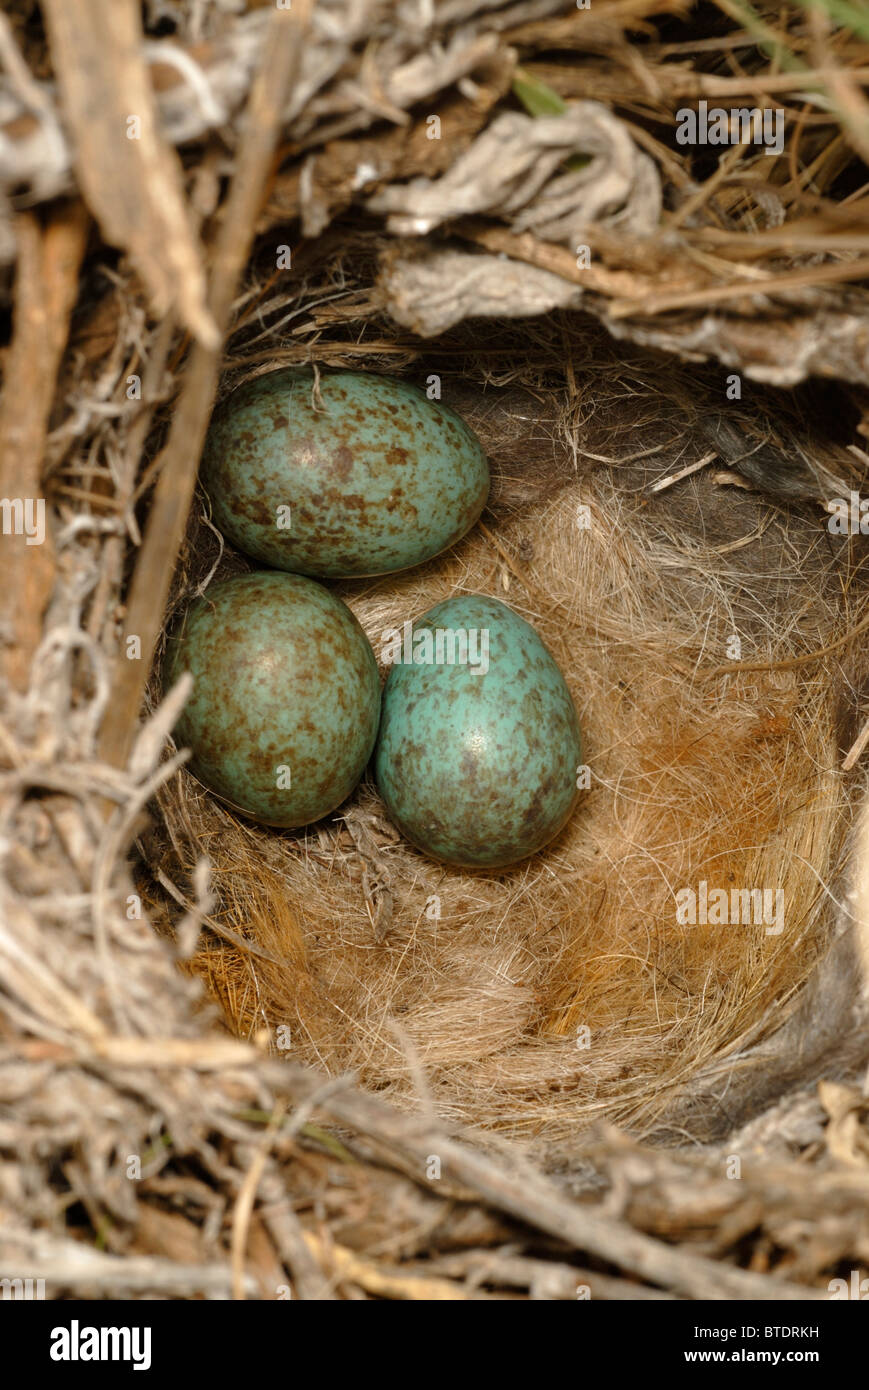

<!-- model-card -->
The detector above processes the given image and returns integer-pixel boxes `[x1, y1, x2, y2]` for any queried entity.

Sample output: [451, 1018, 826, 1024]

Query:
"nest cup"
[148, 305, 867, 1154]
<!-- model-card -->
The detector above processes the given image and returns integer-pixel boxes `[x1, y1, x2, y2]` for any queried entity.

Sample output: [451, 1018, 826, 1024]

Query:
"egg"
[163, 571, 380, 827]
[374, 595, 582, 867]
[200, 368, 489, 577]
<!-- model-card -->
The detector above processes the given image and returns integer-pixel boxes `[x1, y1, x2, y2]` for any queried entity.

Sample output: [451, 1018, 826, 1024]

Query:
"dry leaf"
[41, 0, 216, 346]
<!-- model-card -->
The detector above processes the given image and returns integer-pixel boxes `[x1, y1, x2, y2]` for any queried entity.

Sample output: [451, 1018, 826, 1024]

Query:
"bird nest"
[2, 0, 869, 1302]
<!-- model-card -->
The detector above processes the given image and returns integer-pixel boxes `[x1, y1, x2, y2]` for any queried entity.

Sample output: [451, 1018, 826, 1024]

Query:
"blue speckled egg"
[163, 571, 380, 827]
[200, 368, 490, 578]
[374, 595, 582, 867]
